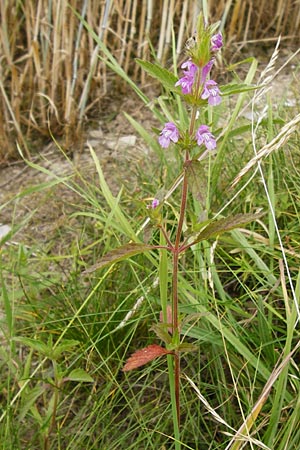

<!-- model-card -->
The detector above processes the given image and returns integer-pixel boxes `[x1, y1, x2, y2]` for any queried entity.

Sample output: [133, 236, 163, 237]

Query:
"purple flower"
[201, 58, 215, 83]
[147, 198, 160, 209]
[151, 198, 159, 209]
[181, 59, 198, 76]
[158, 122, 180, 148]
[201, 80, 221, 106]
[211, 32, 223, 51]
[195, 125, 216, 150]
[175, 74, 195, 94]
[175, 59, 198, 94]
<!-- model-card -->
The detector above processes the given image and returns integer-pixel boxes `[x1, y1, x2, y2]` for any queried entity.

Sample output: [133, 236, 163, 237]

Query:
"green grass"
[1, 29, 300, 450]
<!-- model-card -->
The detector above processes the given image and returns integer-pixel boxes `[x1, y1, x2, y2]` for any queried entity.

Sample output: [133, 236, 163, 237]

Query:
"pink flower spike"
[195, 125, 216, 151]
[158, 122, 179, 148]
[211, 32, 223, 51]
[175, 59, 198, 94]
[201, 80, 221, 106]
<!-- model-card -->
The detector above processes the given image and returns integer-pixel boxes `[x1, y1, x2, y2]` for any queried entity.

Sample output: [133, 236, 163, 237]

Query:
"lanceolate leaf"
[83, 243, 157, 273]
[67, 368, 94, 383]
[177, 343, 198, 353]
[220, 83, 261, 96]
[136, 59, 180, 93]
[123, 344, 172, 372]
[185, 160, 207, 207]
[52, 340, 80, 359]
[150, 323, 172, 345]
[13, 337, 49, 356]
[191, 212, 263, 245]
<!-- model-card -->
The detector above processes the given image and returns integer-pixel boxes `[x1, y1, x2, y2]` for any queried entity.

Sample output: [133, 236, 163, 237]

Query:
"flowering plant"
[90, 12, 262, 449]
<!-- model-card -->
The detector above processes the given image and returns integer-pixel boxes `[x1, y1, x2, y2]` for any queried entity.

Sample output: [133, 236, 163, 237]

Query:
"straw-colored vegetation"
[0, 0, 299, 161]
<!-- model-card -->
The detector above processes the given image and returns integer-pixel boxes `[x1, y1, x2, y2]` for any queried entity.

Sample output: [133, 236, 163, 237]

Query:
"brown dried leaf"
[122, 344, 171, 372]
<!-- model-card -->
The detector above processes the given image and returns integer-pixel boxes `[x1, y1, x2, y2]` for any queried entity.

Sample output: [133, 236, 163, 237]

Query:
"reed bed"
[0, 0, 299, 161]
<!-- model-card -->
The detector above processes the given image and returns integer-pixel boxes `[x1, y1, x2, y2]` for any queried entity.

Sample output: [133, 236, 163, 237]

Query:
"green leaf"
[67, 368, 94, 383]
[150, 323, 172, 345]
[123, 112, 163, 156]
[177, 343, 198, 353]
[14, 337, 49, 356]
[52, 340, 80, 359]
[19, 385, 45, 421]
[83, 242, 158, 273]
[185, 160, 207, 208]
[181, 312, 207, 327]
[220, 83, 261, 96]
[191, 212, 264, 245]
[136, 59, 180, 92]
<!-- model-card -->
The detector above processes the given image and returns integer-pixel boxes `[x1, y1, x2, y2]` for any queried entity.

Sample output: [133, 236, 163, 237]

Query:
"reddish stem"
[158, 224, 174, 249]
[172, 150, 189, 426]
[171, 95, 198, 427]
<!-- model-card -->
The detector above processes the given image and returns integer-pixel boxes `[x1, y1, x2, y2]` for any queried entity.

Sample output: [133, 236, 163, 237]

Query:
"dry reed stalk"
[254, 0, 267, 37]
[133, 0, 147, 80]
[157, 0, 169, 62]
[141, 0, 153, 84]
[124, 0, 138, 75]
[176, 0, 189, 57]
[275, 0, 290, 36]
[66, 0, 88, 125]
[161, 0, 175, 66]
[218, 0, 233, 34]
[242, 1, 251, 44]
[119, 0, 132, 69]
[78, 1, 111, 120]
[0, 0, 300, 162]
[86, 0, 106, 98]
[228, 0, 245, 41]
[191, 1, 200, 36]
[100, 3, 111, 97]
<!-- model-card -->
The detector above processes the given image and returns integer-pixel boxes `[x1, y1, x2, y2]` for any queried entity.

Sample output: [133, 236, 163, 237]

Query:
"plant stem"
[172, 152, 189, 428]
[44, 361, 59, 450]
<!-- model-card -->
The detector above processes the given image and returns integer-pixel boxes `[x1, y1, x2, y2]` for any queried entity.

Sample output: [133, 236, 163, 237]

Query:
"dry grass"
[0, 0, 299, 161]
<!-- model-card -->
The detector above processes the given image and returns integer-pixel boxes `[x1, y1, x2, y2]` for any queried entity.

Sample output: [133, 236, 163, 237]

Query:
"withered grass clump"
[0, 0, 299, 161]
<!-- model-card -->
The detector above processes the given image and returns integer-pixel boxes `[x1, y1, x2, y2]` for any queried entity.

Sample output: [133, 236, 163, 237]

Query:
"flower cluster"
[175, 60, 198, 95]
[158, 30, 222, 151]
[159, 122, 216, 151]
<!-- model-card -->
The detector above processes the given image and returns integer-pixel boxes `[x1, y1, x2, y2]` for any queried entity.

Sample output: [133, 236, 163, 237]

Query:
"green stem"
[44, 361, 59, 450]
[160, 228, 181, 447]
